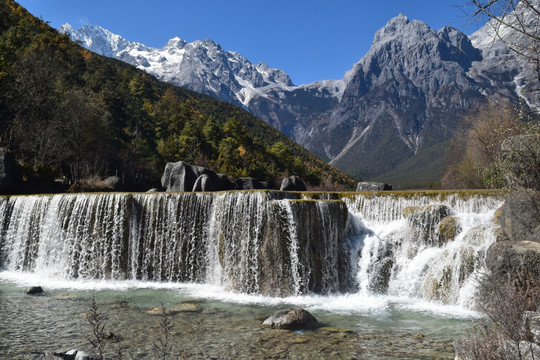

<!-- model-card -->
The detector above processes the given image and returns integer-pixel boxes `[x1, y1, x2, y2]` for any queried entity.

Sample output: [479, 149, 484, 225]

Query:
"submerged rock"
[438, 216, 462, 244]
[56, 293, 77, 300]
[403, 204, 451, 246]
[262, 308, 319, 330]
[40, 349, 97, 360]
[147, 301, 202, 316]
[25, 286, 44, 295]
[168, 302, 202, 313]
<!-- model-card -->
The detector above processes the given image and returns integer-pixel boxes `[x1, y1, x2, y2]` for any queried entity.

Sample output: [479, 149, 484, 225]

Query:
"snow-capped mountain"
[60, 23, 342, 109]
[61, 12, 534, 186]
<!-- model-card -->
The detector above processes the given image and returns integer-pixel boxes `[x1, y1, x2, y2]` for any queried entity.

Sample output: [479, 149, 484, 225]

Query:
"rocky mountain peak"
[469, 0, 539, 109]
[60, 23, 134, 57]
[355, 14, 481, 87]
[372, 13, 432, 46]
[256, 62, 294, 87]
[165, 36, 187, 49]
[58, 23, 73, 34]
[201, 38, 221, 49]
[256, 62, 271, 72]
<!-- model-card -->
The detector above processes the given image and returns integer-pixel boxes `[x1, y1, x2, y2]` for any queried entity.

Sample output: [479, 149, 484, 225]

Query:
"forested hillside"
[0, 0, 356, 191]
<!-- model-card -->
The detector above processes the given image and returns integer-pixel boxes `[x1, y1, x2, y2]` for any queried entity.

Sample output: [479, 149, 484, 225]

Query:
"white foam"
[0, 271, 480, 320]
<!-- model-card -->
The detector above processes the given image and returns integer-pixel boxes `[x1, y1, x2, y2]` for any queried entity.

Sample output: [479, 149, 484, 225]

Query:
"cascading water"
[342, 193, 503, 307]
[0, 191, 503, 308]
[0, 194, 131, 280]
[130, 193, 214, 282]
[270, 199, 351, 295]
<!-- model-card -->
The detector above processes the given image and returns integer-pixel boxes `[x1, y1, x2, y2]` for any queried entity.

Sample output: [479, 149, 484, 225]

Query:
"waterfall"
[270, 199, 350, 295]
[0, 191, 503, 305]
[342, 193, 503, 307]
[0, 194, 131, 280]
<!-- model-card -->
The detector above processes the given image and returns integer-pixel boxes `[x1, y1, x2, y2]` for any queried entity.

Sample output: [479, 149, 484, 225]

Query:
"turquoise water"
[0, 275, 472, 359]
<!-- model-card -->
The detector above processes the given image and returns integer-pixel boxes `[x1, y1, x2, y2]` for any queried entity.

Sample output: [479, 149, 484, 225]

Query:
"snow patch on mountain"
[61, 23, 335, 108]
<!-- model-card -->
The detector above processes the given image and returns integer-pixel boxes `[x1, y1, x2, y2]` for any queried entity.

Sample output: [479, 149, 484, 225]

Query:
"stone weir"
[0, 191, 350, 296]
[0, 191, 505, 303]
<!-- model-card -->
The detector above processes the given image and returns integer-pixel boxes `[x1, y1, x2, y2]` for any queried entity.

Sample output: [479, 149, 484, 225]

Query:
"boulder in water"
[25, 286, 44, 295]
[403, 205, 451, 245]
[191, 166, 230, 191]
[370, 258, 394, 293]
[402, 205, 450, 220]
[438, 216, 462, 244]
[356, 182, 392, 192]
[280, 176, 307, 191]
[50, 350, 97, 360]
[262, 308, 319, 330]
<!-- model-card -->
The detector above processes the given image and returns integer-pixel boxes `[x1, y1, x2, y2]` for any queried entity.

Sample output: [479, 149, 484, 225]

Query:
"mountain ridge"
[61, 12, 534, 187]
[60, 23, 305, 107]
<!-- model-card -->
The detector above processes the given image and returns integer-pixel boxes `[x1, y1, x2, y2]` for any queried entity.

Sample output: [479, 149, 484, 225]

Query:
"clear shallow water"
[0, 274, 471, 359]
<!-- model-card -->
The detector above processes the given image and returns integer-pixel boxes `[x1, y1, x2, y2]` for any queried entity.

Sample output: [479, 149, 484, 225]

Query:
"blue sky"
[17, 0, 480, 85]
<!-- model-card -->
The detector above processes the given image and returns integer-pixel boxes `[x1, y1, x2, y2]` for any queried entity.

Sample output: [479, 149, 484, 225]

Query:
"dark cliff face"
[247, 84, 341, 143]
[247, 15, 523, 186]
[319, 17, 487, 182]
